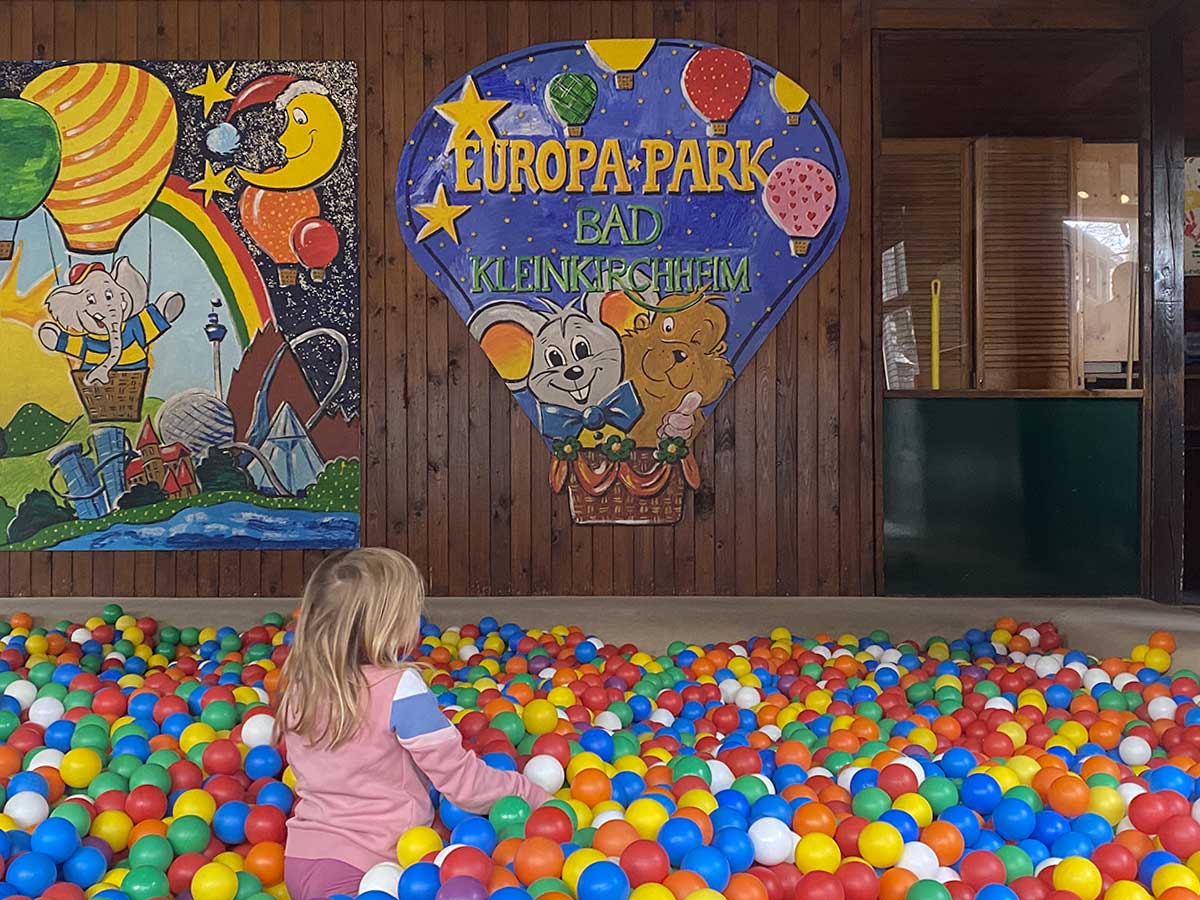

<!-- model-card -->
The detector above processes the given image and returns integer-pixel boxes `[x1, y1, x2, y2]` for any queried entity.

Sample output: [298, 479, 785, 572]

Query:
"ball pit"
[0, 609, 1198, 900]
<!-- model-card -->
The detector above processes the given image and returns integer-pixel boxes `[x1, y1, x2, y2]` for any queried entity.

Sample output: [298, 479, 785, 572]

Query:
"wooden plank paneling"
[14, 0, 1159, 600]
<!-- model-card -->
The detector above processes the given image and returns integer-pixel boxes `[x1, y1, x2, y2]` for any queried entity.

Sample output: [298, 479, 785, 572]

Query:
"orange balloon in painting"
[22, 62, 178, 254]
[239, 184, 320, 266]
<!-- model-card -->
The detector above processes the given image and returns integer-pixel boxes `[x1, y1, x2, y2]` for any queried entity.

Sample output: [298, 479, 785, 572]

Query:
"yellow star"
[627, 156, 642, 171]
[434, 76, 509, 152]
[186, 64, 236, 117]
[188, 161, 234, 206]
[413, 183, 471, 244]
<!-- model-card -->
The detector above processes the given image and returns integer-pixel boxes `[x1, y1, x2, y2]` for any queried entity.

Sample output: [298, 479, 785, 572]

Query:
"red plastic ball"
[794, 871, 844, 900]
[959, 851, 1007, 889]
[168, 853, 208, 895]
[202, 739, 242, 776]
[525, 806, 574, 843]
[244, 804, 287, 844]
[124, 785, 167, 823]
[440, 846, 493, 884]
[834, 861, 878, 900]
[619, 840, 670, 888]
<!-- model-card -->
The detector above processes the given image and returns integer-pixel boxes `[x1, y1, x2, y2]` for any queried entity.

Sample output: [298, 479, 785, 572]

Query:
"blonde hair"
[277, 547, 425, 749]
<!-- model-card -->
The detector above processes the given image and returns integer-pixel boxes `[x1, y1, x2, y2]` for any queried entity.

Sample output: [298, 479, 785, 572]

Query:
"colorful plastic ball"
[712, 827, 756, 873]
[359, 862, 404, 895]
[658, 818, 704, 867]
[792, 871, 845, 900]
[748, 817, 794, 866]
[906, 880, 952, 900]
[7, 851, 58, 896]
[682, 846, 732, 891]
[397, 826, 444, 867]
[859, 821, 905, 869]
[620, 840, 671, 888]
[1051, 857, 1102, 900]
[440, 846, 493, 884]
[5, 790, 50, 828]
[167, 815, 211, 855]
[399, 862, 442, 900]
[63, 845, 108, 888]
[577, 860, 631, 900]
[32, 816, 82, 863]
[436, 875, 489, 900]
[122, 866, 170, 900]
[796, 832, 843, 875]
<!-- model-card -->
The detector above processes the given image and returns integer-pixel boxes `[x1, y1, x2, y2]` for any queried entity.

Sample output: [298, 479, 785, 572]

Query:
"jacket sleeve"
[389, 669, 552, 814]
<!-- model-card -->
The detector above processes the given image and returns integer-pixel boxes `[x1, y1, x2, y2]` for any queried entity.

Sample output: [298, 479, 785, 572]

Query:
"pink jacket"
[284, 665, 551, 872]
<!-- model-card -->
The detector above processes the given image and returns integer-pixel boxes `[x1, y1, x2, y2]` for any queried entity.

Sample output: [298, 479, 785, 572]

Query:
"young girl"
[278, 548, 551, 900]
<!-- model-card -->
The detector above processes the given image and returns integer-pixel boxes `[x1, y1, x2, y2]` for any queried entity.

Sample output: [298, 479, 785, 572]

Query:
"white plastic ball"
[734, 687, 761, 709]
[28, 697, 65, 728]
[984, 697, 1015, 713]
[523, 754, 565, 793]
[457, 643, 479, 661]
[592, 711, 622, 732]
[648, 709, 675, 727]
[1035, 858, 1062, 876]
[1019, 627, 1041, 648]
[1035, 657, 1062, 677]
[898, 842, 939, 879]
[935, 868, 959, 884]
[4, 792, 49, 829]
[26, 748, 63, 771]
[1118, 782, 1146, 805]
[1147, 697, 1178, 722]
[1119, 735, 1153, 766]
[750, 773, 775, 795]
[592, 809, 624, 828]
[358, 862, 403, 896]
[837, 766, 862, 791]
[729, 645, 748, 658]
[241, 715, 277, 748]
[748, 817, 795, 865]
[1113, 674, 1138, 691]
[433, 844, 464, 866]
[70, 627, 92, 643]
[707, 760, 734, 793]
[718, 679, 741, 703]
[3, 680, 36, 710]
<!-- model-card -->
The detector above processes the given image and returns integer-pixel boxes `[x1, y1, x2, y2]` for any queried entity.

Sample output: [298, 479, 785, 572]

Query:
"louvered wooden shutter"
[879, 140, 973, 390]
[975, 138, 1079, 389]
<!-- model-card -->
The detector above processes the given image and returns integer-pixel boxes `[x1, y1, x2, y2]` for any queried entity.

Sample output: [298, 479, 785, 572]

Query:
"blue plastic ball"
[63, 845, 108, 888]
[244, 745, 284, 779]
[398, 861, 441, 900]
[682, 845, 732, 891]
[960, 773, 1003, 814]
[450, 815, 497, 855]
[576, 860, 630, 900]
[976, 885, 1018, 900]
[712, 825, 755, 872]
[657, 817, 703, 867]
[212, 800, 250, 844]
[7, 851, 57, 897]
[992, 797, 1036, 842]
[30, 816, 80, 863]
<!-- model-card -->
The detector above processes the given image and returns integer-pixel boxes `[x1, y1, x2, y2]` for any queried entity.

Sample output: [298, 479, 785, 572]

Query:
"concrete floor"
[5, 594, 1200, 668]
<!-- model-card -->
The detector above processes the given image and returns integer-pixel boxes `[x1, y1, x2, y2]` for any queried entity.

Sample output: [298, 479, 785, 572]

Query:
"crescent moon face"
[238, 95, 345, 191]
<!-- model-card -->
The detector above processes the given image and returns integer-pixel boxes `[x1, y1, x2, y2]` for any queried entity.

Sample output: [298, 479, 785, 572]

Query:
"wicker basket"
[71, 368, 148, 423]
[566, 448, 685, 525]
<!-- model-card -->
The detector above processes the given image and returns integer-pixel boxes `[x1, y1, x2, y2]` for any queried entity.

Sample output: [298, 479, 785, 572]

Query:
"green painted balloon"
[546, 73, 598, 129]
[0, 100, 56, 218]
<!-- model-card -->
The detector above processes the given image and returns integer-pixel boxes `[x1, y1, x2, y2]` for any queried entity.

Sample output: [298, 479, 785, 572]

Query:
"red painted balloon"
[681, 47, 751, 124]
[290, 216, 339, 269]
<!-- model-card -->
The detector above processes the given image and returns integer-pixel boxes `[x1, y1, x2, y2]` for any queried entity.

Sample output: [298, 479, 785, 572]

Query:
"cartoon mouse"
[38, 258, 185, 386]
[469, 291, 644, 446]
[619, 286, 734, 445]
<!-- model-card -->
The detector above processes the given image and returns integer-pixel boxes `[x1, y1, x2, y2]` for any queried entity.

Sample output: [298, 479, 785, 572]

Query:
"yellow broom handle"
[930, 278, 941, 391]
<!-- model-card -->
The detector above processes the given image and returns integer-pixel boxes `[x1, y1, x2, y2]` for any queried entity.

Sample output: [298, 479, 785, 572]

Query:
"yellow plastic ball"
[795, 831, 842, 874]
[1152, 862, 1200, 896]
[90, 809, 134, 852]
[630, 885, 676, 900]
[678, 789, 718, 814]
[61, 747, 103, 788]
[893, 793, 933, 828]
[858, 821, 904, 868]
[192, 861, 239, 900]
[1088, 785, 1125, 826]
[1144, 648, 1172, 673]
[684, 891, 726, 900]
[1053, 857, 1103, 900]
[212, 851, 245, 871]
[175, 788, 217, 823]
[1104, 881, 1151, 900]
[625, 798, 670, 840]
[522, 699, 560, 736]
[396, 825, 444, 866]
[180, 722, 218, 753]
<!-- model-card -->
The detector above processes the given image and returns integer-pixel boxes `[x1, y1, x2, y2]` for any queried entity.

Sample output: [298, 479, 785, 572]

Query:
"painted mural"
[396, 40, 848, 524]
[0, 61, 359, 551]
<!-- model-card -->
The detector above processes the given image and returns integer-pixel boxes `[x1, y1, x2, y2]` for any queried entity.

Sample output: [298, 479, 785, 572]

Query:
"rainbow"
[149, 175, 272, 347]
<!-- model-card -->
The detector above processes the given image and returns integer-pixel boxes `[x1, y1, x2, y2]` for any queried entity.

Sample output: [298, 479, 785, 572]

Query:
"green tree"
[118, 482, 167, 510]
[8, 489, 73, 543]
[197, 448, 251, 492]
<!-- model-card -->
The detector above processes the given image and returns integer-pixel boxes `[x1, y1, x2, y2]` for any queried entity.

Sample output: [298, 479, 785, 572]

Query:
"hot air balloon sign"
[397, 39, 847, 525]
[0, 59, 360, 553]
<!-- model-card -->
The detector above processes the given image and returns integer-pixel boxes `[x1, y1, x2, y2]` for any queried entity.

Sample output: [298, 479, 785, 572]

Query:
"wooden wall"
[0, 0, 874, 599]
[0, 0, 1170, 600]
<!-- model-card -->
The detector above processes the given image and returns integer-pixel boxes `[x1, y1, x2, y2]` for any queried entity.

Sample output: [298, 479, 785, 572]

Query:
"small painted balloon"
[762, 157, 838, 256]
[290, 217, 340, 282]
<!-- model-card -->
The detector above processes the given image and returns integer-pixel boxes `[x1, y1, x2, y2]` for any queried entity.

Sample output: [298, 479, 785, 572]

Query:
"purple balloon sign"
[397, 39, 848, 525]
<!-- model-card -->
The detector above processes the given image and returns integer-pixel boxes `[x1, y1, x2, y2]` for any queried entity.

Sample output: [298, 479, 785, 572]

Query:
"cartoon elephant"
[38, 257, 185, 386]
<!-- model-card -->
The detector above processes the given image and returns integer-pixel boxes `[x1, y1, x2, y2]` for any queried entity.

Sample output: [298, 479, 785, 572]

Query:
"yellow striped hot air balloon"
[21, 62, 178, 255]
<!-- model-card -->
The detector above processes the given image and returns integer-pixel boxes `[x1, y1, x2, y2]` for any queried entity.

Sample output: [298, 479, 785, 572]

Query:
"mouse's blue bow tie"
[540, 380, 643, 440]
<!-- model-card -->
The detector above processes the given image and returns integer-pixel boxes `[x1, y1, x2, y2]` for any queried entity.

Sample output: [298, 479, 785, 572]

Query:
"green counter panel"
[883, 397, 1141, 596]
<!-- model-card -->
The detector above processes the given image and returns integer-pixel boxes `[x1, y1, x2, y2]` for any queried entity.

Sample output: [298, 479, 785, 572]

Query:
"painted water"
[49, 501, 359, 550]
